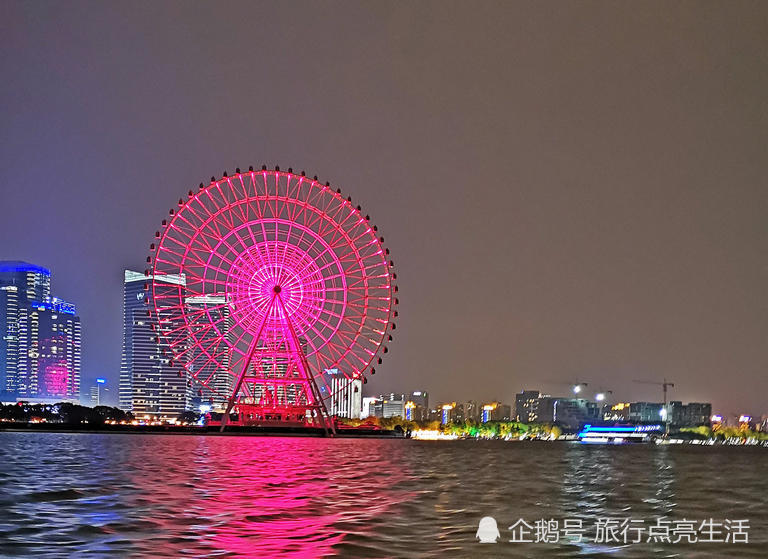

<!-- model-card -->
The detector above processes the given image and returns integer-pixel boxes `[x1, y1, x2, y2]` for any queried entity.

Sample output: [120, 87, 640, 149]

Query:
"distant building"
[514, 390, 542, 422]
[626, 401, 711, 427]
[552, 398, 599, 429]
[89, 384, 100, 406]
[0, 261, 80, 403]
[513, 390, 599, 429]
[679, 402, 712, 427]
[604, 402, 631, 422]
[629, 402, 664, 423]
[463, 400, 481, 422]
[184, 294, 232, 410]
[759, 416, 768, 433]
[88, 378, 107, 407]
[440, 403, 456, 424]
[408, 391, 429, 420]
[381, 393, 407, 418]
[426, 406, 443, 422]
[362, 396, 380, 419]
[321, 369, 362, 419]
[119, 270, 187, 419]
[453, 402, 466, 422]
[481, 402, 512, 422]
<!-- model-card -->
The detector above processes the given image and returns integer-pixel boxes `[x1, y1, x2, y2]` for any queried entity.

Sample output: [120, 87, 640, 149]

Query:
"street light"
[572, 382, 588, 394]
[594, 390, 612, 402]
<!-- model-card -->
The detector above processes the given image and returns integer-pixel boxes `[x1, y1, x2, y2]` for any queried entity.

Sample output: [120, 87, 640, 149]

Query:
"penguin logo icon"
[476, 516, 500, 543]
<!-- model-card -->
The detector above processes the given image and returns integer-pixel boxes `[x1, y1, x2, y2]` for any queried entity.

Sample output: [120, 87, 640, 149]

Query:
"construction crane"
[633, 378, 675, 436]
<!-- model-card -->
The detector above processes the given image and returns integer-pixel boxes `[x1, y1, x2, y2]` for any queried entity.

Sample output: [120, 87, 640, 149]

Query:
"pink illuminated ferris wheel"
[148, 166, 397, 433]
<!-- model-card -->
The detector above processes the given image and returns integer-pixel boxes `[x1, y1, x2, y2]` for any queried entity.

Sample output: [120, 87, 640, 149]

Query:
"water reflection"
[0, 434, 766, 558]
[0, 434, 413, 557]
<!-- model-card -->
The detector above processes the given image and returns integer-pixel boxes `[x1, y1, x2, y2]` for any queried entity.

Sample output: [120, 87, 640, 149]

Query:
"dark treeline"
[0, 402, 131, 425]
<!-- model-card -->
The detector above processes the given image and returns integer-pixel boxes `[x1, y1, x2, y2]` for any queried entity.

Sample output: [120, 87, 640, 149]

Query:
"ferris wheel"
[147, 166, 397, 433]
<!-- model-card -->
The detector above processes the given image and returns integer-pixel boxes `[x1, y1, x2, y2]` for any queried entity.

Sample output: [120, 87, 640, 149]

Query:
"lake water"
[0, 432, 765, 557]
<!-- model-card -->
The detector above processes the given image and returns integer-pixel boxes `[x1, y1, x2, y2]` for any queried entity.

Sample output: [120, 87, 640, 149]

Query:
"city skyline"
[2, 3, 767, 416]
[0, 258, 764, 417]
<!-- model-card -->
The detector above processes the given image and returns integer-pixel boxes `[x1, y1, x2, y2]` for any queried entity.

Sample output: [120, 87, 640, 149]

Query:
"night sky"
[2, 2, 766, 415]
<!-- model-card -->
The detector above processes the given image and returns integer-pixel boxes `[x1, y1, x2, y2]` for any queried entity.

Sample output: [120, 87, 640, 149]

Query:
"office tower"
[362, 396, 380, 418]
[0, 262, 80, 402]
[481, 402, 513, 422]
[380, 393, 407, 418]
[185, 294, 232, 411]
[680, 402, 712, 427]
[514, 390, 542, 422]
[30, 299, 81, 401]
[0, 284, 19, 400]
[628, 402, 665, 423]
[408, 390, 429, 421]
[88, 378, 106, 406]
[463, 400, 480, 422]
[321, 368, 362, 418]
[120, 270, 187, 419]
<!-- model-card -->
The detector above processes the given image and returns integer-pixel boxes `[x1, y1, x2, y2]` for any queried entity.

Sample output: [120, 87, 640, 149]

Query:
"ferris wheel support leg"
[220, 294, 277, 432]
[276, 294, 336, 437]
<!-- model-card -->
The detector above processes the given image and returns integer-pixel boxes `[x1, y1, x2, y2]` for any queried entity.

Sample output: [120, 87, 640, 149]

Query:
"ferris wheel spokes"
[150, 168, 396, 431]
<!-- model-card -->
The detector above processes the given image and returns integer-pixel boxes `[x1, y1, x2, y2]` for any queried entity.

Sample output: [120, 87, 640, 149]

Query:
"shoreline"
[0, 423, 404, 438]
[2, 425, 766, 446]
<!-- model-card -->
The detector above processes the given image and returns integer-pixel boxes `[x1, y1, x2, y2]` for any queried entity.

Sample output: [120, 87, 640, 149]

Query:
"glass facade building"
[119, 270, 187, 419]
[185, 294, 232, 411]
[0, 261, 80, 402]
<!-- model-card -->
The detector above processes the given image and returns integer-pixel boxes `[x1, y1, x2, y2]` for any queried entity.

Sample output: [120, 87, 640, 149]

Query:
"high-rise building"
[120, 270, 187, 419]
[463, 400, 481, 422]
[440, 402, 456, 424]
[88, 378, 107, 406]
[185, 294, 232, 411]
[629, 402, 664, 423]
[515, 390, 542, 422]
[627, 401, 712, 427]
[604, 402, 631, 421]
[0, 284, 19, 400]
[321, 368, 362, 418]
[481, 402, 512, 422]
[362, 396, 380, 418]
[29, 299, 81, 401]
[407, 390, 429, 421]
[382, 393, 407, 418]
[680, 402, 712, 427]
[365, 393, 407, 418]
[513, 390, 600, 429]
[0, 262, 80, 403]
[552, 398, 599, 429]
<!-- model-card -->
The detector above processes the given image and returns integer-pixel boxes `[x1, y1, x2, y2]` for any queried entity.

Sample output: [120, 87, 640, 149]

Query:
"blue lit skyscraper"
[0, 261, 81, 402]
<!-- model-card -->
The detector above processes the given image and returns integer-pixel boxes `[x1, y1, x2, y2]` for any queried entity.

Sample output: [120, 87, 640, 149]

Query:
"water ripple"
[0, 434, 765, 557]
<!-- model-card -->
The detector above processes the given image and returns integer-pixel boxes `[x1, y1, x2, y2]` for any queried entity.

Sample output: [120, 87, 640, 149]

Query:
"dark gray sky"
[2, 1, 766, 415]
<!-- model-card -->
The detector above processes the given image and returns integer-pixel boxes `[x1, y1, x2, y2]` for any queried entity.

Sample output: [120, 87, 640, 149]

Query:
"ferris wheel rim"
[148, 167, 397, 398]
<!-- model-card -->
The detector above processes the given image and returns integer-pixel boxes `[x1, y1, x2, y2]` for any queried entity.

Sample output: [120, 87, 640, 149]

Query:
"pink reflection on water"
[121, 436, 412, 558]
